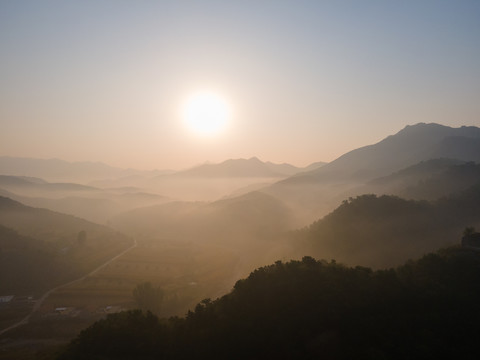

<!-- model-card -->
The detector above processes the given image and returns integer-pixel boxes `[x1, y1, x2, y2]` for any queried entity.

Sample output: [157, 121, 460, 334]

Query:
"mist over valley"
[2, 123, 480, 358]
[2, 1, 479, 357]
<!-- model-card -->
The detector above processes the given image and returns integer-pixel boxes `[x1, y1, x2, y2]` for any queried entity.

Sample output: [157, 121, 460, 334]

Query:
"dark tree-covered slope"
[0, 225, 71, 294]
[0, 196, 132, 294]
[60, 248, 480, 360]
[293, 184, 480, 268]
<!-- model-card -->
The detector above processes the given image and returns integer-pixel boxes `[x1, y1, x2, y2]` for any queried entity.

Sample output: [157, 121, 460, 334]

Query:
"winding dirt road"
[0, 238, 137, 336]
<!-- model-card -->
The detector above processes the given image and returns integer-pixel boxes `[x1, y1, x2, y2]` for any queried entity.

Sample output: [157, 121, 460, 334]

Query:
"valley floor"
[0, 236, 244, 359]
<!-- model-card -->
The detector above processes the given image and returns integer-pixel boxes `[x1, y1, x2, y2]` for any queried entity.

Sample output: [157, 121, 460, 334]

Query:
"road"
[0, 237, 137, 336]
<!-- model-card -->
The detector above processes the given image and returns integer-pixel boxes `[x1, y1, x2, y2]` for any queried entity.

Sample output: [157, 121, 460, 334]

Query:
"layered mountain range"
[265, 123, 480, 223]
[2, 122, 480, 295]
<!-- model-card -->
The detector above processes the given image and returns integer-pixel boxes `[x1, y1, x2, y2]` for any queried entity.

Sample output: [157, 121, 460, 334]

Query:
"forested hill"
[0, 225, 74, 294]
[291, 186, 480, 268]
[0, 196, 133, 294]
[60, 248, 480, 359]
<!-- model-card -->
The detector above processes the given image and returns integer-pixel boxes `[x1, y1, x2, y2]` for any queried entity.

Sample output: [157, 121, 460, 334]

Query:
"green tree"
[132, 282, 164, 315]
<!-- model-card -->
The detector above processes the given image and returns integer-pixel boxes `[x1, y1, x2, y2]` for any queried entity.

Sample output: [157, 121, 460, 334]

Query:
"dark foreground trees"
[59, 247, 480, 360]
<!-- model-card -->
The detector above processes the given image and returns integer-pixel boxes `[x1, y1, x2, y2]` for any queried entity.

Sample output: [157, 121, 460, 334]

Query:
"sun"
[182, 91, 231, 136]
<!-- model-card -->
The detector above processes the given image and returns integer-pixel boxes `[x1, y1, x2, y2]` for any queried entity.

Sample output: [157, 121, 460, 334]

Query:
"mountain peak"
[276, 123, 480, 186]
[395, 123, 480, 139]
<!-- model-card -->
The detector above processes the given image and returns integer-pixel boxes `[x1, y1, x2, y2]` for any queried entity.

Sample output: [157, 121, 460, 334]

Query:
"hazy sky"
[1, 0, 479, 170]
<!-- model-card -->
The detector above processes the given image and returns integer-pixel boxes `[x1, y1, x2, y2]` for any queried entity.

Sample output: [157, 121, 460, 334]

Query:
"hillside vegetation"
[292, 185, 480, 268]
[60, 247, 480, 359]
[0, 225, 75, 294]
[0, 196, 133, 295]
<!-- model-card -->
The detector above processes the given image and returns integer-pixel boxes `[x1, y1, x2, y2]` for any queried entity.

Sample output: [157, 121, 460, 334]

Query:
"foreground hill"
[60, 247, 480, 359]
[0, 196, 132, 294]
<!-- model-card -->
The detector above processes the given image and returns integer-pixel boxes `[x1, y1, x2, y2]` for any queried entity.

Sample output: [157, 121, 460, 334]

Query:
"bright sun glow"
[182, 91, 231, 136]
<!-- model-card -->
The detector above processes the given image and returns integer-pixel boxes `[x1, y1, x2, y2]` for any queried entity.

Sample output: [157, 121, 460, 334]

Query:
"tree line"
[59, 246, 480, 359]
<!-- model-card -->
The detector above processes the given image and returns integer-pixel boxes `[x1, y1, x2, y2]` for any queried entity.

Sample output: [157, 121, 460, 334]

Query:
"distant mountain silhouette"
[0, 157, 324, 203]
[0, 175, 99, 193]
[265, 123, 480, 224]
[0, 157, 169, 183]
[301, 161, 327, 172]
[0, 175, 47, 186]
[171, 157, 303, 178]
[370, 158, 463, 184]
[428, 136, 480, 160]
[122, 158, 325, 202]
[0, 176, 169, 224]
[280, 123, 480, 185]
[358, 159, 480, 200]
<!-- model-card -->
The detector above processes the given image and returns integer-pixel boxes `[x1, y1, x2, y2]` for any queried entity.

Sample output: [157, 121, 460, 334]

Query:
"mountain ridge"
[169, 157, 320, 178]
[262, 123, 480, 224]
[279, 123, 480, 185]
[0, 156, 169, 183]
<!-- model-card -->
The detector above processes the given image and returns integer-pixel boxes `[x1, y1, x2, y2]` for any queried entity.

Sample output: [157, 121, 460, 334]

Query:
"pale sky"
[1, 0, 479, 170]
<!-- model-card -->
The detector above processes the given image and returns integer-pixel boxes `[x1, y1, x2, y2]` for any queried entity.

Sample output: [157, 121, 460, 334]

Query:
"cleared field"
[41, 237, 241, 317]
[0, 233, 269, 360]
[0, 305, 32, 331]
